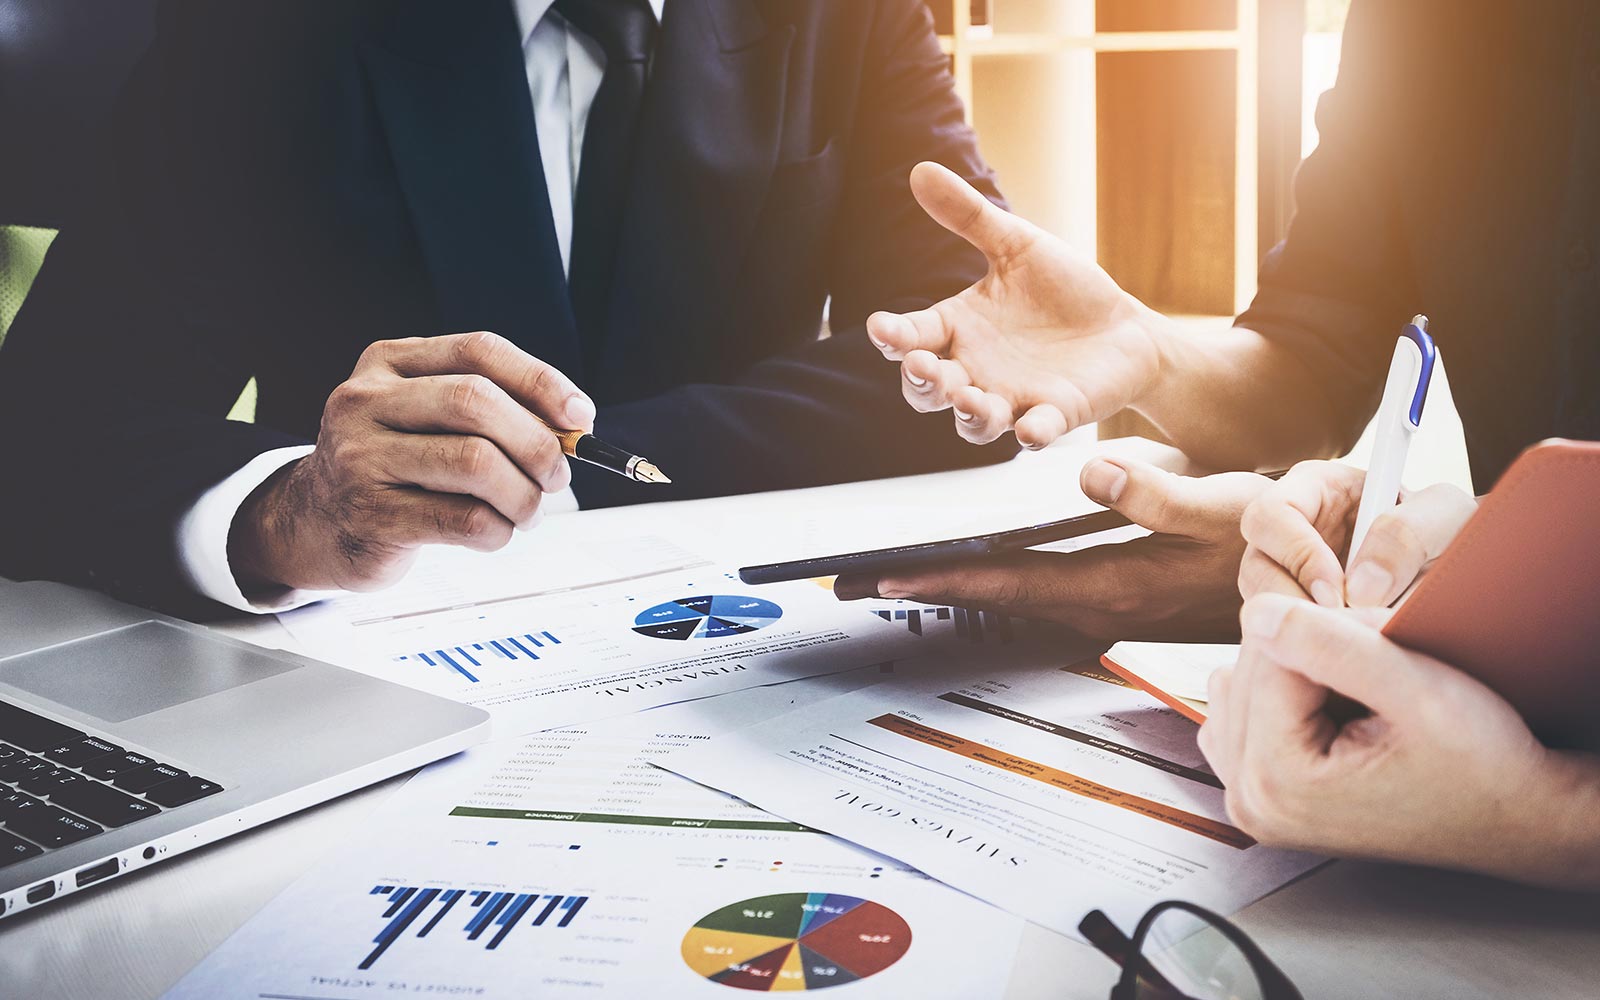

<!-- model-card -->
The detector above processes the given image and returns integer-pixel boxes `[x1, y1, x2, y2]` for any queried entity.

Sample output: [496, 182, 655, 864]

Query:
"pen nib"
[633, 460, 671, 484]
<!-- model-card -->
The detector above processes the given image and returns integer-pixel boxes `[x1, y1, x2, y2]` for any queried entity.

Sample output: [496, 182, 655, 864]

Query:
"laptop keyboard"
[0, 699, 222, 868]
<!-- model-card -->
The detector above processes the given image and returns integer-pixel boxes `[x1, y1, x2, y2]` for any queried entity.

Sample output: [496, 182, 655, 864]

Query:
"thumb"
[908, 161, 1039, 265]
[1239, 594, 1429, 716]
[1081, 457, 1252, 538]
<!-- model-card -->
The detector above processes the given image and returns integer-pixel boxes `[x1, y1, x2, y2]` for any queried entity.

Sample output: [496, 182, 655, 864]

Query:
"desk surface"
[5, 441, 1599, 999]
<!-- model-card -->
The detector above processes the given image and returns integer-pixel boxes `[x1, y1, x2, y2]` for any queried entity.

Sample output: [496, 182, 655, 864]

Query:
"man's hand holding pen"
[228, 332, 593, 596]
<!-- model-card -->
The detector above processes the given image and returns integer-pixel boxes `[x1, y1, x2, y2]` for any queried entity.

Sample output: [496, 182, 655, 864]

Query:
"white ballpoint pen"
[1348, 314, 1439, 564]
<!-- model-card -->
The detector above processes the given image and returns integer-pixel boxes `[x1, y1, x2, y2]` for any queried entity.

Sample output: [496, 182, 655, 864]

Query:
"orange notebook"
[1100, 642, 1228, 724]
[1104, 439, 1600, 746]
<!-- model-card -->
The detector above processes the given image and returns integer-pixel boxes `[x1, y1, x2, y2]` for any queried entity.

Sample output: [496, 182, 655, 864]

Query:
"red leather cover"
[1383, 439, 1600, 744]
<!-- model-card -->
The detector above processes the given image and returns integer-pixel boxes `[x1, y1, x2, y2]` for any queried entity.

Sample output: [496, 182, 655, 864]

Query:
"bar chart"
[872, 605, 1016, 644]
[361, 884, 588, 969]
[393, 630, 564, 684]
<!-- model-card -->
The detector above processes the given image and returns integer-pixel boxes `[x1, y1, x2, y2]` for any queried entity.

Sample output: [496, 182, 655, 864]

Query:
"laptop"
[0, 579, 490, 918]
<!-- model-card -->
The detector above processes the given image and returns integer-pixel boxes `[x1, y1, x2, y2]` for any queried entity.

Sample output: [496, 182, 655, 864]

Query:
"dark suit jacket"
[1238, 0, 1600, 487]
[0, 0, 1013, 613]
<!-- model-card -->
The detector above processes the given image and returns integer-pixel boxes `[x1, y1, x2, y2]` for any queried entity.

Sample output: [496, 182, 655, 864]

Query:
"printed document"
[277, 527, 925, 735]
[165, 684, 1024, 999]
[664, 655, 1324, 938]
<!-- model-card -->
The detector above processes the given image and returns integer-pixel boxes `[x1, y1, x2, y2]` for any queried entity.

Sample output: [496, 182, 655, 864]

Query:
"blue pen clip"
[1400, 315, 1437, 429]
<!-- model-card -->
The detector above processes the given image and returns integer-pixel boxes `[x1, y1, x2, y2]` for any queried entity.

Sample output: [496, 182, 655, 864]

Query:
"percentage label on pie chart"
[682, 892, 912, 991]
[632, 595, 784, 641]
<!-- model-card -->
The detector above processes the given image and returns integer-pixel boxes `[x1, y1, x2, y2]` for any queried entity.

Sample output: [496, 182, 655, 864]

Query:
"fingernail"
[906, 372, 930, 388]
[1346, 562, 1393, 607]
[1081, 459, 1127, 506]
[953, 408, 975, 422]
[565, 393, 596, 427]
[1310, 579, 1343, 609]
[1241, 594, 1292, 639]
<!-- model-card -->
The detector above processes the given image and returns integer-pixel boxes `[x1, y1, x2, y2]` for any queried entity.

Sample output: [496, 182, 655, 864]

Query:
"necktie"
[552, 0, 658, 354]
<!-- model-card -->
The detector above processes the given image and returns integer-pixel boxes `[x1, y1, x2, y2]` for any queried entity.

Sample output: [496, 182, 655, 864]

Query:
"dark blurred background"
[0, 0, 156, 227]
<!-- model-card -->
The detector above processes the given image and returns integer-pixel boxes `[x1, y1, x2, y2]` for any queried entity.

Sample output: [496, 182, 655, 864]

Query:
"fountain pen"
[547, 425, 671, 484]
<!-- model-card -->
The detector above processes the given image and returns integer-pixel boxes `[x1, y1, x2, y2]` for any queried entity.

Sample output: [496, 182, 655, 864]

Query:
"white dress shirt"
[176, 0, 666, 613]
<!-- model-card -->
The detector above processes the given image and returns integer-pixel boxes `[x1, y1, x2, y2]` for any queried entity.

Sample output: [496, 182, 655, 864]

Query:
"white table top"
[6, 440, 1598, 998]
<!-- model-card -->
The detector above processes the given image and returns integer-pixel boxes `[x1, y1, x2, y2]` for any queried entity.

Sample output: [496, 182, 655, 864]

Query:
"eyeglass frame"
[1078, 900, 1304, 1000]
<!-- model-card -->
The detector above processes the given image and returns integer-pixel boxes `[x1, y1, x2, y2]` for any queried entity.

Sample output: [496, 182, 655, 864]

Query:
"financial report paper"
[276, 527, 925, 735]
[663, 656, 1325, 938]
[165, 684, 1024, 999]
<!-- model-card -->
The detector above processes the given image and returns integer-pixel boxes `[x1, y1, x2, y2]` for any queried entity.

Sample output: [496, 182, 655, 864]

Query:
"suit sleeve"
[1234, 0, 1419, 442]
[569, 0, 1016, 507]
[0, 3, 308, 616]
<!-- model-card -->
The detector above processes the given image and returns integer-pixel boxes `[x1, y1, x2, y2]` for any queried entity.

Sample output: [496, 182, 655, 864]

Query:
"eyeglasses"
[1079, 901, 1303, 1000]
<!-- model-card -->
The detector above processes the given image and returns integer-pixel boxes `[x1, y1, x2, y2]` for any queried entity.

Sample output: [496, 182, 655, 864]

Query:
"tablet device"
[1380, 438, 1600, 747]
[740, 470, 1290, 586]
[737, 507, 1135, 585]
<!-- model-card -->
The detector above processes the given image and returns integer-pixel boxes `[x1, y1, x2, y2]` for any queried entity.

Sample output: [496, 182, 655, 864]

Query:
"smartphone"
[737, 507, 1135, 585]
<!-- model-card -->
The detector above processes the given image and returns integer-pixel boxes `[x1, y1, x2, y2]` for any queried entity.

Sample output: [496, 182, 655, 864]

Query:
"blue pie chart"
[632, 595, 784, 641]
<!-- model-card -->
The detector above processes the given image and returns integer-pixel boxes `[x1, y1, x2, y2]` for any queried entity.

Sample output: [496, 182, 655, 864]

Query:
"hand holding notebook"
[1106, 438, 1600, 746]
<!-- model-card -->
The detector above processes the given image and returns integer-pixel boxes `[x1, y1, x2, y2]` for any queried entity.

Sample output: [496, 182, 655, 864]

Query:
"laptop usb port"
[75, 859, 119, 888]
[27, 881, 56, 904]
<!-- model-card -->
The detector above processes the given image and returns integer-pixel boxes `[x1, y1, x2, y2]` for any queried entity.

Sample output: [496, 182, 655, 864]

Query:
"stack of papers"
[659, 651, 1321, 938]
[166, 446, 1317, 998]
[165, 679, 1025, 998]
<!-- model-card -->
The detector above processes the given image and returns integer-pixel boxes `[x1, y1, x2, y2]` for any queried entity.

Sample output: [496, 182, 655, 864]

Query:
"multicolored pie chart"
[681, 892, 912, 991]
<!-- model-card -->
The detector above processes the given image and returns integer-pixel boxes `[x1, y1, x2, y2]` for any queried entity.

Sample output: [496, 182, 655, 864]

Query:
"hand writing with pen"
[1201, 461, 1600, 887]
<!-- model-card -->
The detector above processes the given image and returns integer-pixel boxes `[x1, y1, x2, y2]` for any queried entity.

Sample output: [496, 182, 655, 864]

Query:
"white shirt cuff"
[175, 445, 332, 614]
[177, 448, 584, 614]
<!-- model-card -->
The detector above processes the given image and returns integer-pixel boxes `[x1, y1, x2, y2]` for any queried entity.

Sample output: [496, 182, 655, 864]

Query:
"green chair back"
[0, 225, 257, 421]
[0, 225, 58, 347]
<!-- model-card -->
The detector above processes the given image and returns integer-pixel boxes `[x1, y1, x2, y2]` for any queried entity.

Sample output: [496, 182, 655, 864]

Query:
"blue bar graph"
[361, 884, 589, 969]
[394, 630, 564, 684]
